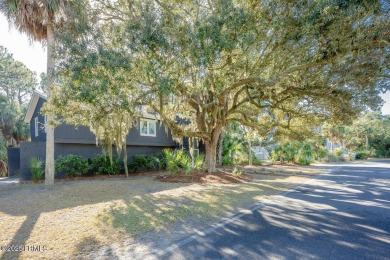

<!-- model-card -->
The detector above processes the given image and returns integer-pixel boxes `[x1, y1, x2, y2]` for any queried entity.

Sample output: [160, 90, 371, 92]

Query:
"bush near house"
[90, 155, 122, 175]
[162, 149, 204, 176]
[28, 157, 44, 182]
[128, 154, 156, 173]
[55, 154, 91, 177]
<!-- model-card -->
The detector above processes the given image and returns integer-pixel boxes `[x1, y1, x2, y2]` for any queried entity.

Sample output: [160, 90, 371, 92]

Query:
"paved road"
[159, 160, 390, 260]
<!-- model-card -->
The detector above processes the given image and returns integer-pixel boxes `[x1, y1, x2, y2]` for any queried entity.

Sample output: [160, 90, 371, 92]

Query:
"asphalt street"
[158, 160, 390, 260]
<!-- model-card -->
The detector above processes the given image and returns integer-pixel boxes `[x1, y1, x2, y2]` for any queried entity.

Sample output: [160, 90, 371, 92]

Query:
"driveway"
[156, 160, 390, 259]
[0, 177, 19, 187]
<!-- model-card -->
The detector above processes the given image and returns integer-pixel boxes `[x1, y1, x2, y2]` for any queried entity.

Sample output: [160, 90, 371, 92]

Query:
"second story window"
[44, 115, 48, 133]
[140, 119, 156, 137]
[34, 117, 39, 137]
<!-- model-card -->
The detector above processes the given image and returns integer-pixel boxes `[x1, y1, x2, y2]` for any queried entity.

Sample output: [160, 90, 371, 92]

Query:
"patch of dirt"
[155, 170, 252, 184]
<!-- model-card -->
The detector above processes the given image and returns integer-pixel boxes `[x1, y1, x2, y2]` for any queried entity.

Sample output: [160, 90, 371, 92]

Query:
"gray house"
[9, 92, 203, 180]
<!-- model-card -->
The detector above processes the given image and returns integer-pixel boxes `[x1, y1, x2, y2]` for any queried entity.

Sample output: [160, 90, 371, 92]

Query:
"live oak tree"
[0, 0, 87, 184]
[53, 0, 389, 172]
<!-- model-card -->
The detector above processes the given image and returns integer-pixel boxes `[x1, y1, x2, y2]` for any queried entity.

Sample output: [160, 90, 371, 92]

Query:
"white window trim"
[140, 119, 157, 137]
[34, 117, 39, 137]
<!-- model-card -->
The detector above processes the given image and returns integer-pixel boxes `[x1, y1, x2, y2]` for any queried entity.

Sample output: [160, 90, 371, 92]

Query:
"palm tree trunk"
[45, 24, 55, 185]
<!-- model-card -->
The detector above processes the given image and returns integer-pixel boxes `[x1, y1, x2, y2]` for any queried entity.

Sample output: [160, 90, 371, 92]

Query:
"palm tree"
[0, 0, 86, 185]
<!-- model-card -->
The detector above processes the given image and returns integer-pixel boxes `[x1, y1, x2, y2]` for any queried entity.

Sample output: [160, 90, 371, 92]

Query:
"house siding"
[7, 147, 20, 177]
[30, 98, 47, 142]
[31, 97, 176, 147]
[54, 121, 176, 146]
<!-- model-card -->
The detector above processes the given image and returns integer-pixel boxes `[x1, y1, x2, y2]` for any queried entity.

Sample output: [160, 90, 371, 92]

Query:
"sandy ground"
[0, 165, 330, 259]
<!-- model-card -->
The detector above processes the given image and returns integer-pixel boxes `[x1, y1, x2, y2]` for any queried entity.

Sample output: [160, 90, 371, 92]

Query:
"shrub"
[29, 157, 44, 182]
[326, 153, 344, 162]
[193, 153, 205, 171]
[271, 150, 280, 162]
[152, 152, 166, 171]
[232, 166, 243, 177]
[55, 155, 91, 177]
[162, 149, 204, 175]
[252, 156, 263, 166]
[91, 154, 121, 175]
[128, 154, 156, 173]
[163, 149, 179, 174]
[315, 147, 328, 161]
[298, 157, 312, 165]
[334, 148, 343, 157]
[0, 138, 8, 177]
[222, 157, 233, 166]
[355, 152, 368, 160]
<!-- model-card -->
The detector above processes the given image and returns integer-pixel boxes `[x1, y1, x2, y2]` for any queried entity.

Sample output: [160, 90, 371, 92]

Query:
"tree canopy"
[0, 45, 37, 106]
[0, 46, 35, 144]
[50, 0, 389, 171]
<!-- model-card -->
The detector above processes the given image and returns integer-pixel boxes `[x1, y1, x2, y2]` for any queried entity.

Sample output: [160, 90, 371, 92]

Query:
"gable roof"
[23, 92, 160, 123]
[24, 91, 47, 123]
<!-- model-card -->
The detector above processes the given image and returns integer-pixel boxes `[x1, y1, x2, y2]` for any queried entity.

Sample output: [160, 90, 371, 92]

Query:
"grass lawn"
[0, 169, 326, 259]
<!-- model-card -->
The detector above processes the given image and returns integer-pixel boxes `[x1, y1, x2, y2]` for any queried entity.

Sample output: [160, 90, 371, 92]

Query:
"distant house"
[8, 92, 203, 180]
[252, 146, 270, 160]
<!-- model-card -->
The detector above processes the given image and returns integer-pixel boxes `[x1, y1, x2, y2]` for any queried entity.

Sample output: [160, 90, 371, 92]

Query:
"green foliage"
[355, 152, 368, 160]
[252, 157, 263, 166]
[128, 154, 156, 173]
[222, 135, 247, 165]
[55, 155, 91, 177]
[162, 149, 204, 176]
[271, 150, 280, 163]
[232, 166, 243, 177]
[29, 157, 44, 182]
[0, 137, 7, 176]
[163, 149, 179, 174]
[272, 141, 314, 165]
[52, 0, 389, 172]
[193, 153, 205, 171]
[326, 153, 345, 162]
[0, 137, 7, 162]
[90, 154, 121, 175]
[315, 147, 328, 160]
[0, 46, 35, 145]
[334, 148, 343, 157]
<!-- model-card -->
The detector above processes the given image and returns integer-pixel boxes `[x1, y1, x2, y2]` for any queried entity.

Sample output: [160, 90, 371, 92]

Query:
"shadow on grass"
[0, 176, 193, 259]
[100, 179, 296, 237]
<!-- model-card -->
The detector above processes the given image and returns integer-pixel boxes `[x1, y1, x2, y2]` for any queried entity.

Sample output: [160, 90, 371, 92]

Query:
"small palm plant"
[29, 157, 45, 182]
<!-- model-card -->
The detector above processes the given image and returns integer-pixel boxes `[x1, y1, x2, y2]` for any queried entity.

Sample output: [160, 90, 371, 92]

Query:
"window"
[44, 115, 48, 133]
[140, 119, 156, 137]
[193, 138, 199, 156]
[34, 117, 39, 137]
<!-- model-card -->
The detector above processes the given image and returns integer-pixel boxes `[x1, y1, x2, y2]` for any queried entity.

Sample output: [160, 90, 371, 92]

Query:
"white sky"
[1, 13, 389, 115]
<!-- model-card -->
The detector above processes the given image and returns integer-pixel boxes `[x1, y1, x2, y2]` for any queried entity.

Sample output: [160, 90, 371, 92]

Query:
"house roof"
[24, 91, 47, 123]
[23, 91, 161, 123]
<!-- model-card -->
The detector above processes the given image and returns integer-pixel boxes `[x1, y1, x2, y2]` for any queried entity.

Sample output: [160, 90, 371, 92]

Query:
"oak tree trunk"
[204, 125, 222, 172]
[45, 24, 55, 186]
[216, 130, 224, 165]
